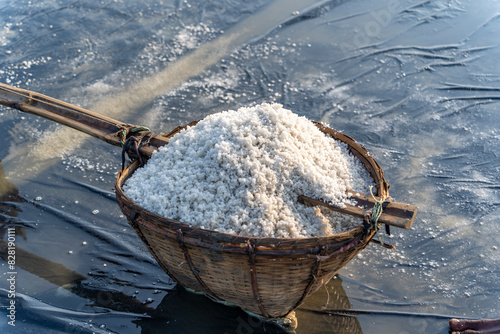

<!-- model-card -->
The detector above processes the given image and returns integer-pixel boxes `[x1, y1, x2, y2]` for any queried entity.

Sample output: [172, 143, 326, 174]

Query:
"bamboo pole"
[0, 83, 168, 158]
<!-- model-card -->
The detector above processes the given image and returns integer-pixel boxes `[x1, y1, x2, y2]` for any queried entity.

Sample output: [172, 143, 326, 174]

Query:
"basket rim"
[114, 121, 387, 249]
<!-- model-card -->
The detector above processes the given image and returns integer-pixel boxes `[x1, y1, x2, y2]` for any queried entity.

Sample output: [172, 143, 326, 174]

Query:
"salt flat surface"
[2, 0, 500, 332]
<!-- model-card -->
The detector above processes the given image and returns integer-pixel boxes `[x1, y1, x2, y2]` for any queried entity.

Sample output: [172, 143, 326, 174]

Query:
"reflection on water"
[1, 0, 500, 333]
[296, 276, 363, 334]
[0, 162, 27, 245]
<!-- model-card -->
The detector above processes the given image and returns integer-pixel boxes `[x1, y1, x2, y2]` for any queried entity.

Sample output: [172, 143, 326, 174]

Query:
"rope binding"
[363, 186, 395, 249]
[116, 125, 155, 170]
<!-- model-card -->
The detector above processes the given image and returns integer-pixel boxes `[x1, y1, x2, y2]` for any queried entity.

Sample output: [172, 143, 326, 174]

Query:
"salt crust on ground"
[123, 103, 374, 238]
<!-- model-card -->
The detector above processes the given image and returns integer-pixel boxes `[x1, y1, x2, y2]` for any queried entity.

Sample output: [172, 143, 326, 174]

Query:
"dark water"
[1, 0, 499, 333]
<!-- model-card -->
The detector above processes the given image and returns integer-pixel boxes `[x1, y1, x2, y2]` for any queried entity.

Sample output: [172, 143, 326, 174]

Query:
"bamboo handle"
[0, 83, 168, 158]
[298, 193, 417, 229]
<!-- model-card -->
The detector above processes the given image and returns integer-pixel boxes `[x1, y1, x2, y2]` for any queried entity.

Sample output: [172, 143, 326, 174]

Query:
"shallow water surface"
[1, 0, 499, 333]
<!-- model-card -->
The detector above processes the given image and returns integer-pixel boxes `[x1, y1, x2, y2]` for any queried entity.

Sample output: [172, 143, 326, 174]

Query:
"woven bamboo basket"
[114, 121, 389, 322]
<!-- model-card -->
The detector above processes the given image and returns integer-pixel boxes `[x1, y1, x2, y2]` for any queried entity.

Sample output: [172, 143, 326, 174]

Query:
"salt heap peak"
[123, 103, 373, 238]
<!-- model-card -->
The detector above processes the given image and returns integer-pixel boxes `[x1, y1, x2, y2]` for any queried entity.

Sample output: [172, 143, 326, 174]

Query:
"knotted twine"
[117, 125, 154, 170]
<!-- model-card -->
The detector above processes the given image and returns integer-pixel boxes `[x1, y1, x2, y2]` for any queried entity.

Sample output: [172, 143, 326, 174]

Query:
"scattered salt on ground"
[123, 103, 374, 238]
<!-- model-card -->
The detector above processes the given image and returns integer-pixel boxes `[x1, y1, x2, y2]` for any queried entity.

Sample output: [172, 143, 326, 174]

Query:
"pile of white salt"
[123, 103, 374, 238]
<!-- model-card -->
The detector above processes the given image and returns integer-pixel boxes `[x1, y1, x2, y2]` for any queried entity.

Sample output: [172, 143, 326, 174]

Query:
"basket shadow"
[134, 275, 364, 334]
[134, 285, 289, 334]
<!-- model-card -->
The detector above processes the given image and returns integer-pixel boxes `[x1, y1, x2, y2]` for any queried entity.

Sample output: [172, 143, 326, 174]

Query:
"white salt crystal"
[124, 103, 374, 238]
